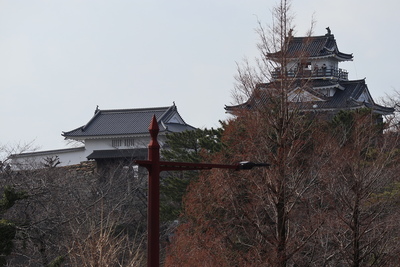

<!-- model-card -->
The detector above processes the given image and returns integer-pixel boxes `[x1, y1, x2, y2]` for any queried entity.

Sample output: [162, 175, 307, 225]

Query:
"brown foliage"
[165, 111, 325, 266]
[314, 111, 400, 266]
[165, 109, 400, 266]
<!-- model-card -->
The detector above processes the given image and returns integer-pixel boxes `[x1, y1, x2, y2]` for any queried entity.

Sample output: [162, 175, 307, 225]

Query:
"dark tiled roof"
[87, 148, 147, 160]
[226, 79, 394, 115]
[308, 80, 344, 89]
[269, 33, 353, 61]
[63, 105, 196, 138]
[164, 123, 196, 133]
[300, 80, 393, 114]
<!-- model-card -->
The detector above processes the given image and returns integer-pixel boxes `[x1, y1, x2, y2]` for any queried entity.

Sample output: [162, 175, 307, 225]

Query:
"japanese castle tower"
[226, 28, 394, 119]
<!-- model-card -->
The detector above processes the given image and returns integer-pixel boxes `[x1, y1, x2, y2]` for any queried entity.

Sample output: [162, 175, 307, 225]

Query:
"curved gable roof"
[63, 105, 195, 139]
[269, 32, 353, 61]
[225, 79, 394, 115]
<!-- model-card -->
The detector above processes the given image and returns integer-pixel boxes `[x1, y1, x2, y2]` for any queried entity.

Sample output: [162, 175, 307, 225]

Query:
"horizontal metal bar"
[134, 160, 239, 171]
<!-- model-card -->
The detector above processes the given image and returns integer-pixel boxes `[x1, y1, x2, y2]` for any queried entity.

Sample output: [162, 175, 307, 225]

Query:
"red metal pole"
[147, 115, 160, 267]
[135, 116, 269, 267]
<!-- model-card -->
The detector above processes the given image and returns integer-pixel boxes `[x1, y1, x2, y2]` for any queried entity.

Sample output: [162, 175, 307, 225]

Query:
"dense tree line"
[164, 1, 400, 266]
[0, 160, 146, 266]
[165, 103, 400, 267]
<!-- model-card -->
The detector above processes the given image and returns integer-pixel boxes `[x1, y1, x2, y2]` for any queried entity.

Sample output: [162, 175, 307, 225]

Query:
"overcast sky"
[1, 0, 399, 154]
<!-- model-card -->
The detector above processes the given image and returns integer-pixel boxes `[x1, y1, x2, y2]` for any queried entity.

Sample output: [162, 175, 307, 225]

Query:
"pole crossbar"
[135, 115, 268, 267]
[134, 160, 240, 172]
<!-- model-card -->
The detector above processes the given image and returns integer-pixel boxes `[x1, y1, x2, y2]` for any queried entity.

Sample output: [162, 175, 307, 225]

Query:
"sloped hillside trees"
[315, 110, 400, 266]
[0, 156, 146, 266]
[166, 1, 326, 266]
[165, 112, 328, 266]
[165, 1, 400, 266]
[165, 85, 400, 267]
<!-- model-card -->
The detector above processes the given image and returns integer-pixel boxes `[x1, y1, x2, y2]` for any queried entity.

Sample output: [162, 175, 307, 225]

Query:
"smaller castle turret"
[269, 28, 353, 82]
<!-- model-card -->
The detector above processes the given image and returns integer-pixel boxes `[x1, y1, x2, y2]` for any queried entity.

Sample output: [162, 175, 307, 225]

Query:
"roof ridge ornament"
[325, 27, 331, 36]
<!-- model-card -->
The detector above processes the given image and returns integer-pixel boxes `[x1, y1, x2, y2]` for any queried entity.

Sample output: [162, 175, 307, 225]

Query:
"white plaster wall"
[11, 135, 169, 170]
[11, 148, 86, 170]
[84, 135, 167, 157]
[57, 149, 86, 166]
[357, 91, 371, 103]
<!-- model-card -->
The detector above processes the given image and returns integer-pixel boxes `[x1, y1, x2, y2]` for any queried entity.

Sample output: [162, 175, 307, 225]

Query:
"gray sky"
[1, 0, 399, 153]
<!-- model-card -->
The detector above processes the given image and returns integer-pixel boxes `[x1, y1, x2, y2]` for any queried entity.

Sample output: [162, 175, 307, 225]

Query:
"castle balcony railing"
[272, 67, 349, 80]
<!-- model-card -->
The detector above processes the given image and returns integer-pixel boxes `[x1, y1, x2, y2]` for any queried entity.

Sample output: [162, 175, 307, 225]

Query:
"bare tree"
[380, 89, 400, 132]
[67, 200, 145, 267]
[165, 1, 400, 266]
[0, 155, 148, 266]
[165, 2, 325, 266]
[315, 110, 400, 266]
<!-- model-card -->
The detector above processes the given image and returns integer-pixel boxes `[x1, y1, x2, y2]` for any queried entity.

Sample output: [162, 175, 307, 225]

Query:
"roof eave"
[63, 131, 169, 140]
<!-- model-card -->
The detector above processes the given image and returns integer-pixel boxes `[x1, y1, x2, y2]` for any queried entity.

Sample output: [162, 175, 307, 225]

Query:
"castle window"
[124, 139, 134, 147]
[112, 139, 122, 147]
